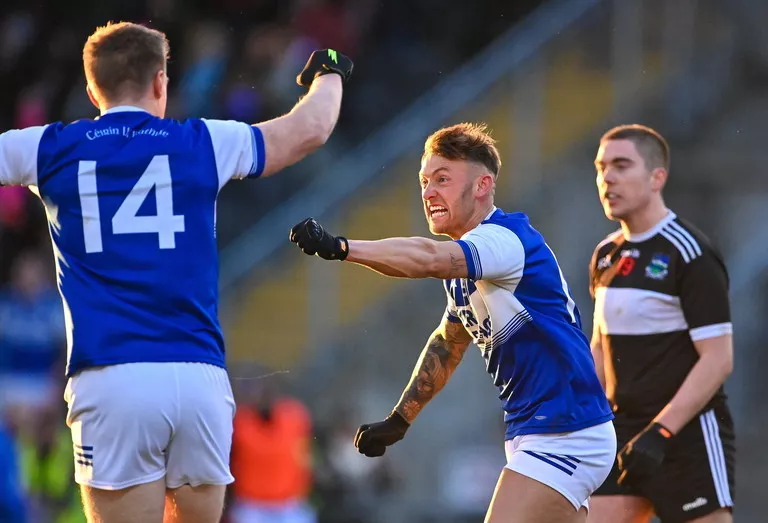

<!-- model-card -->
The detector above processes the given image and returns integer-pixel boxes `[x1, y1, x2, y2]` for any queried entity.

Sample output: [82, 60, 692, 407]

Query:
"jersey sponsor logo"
[621, 248, 641, 259]
[86, 126, 169, 141]
[616, 256, 636, 276]
[682, 497, 708, 512]
[450, 279, 491, 346]
[645, 253, 670, 280]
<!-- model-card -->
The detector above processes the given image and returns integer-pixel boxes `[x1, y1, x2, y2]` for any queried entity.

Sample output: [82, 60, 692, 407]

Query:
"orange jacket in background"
[231, 398, 312, 503]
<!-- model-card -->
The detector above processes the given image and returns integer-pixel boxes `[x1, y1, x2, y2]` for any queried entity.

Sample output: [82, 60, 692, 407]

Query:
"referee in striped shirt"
[588, 124, 735, 523]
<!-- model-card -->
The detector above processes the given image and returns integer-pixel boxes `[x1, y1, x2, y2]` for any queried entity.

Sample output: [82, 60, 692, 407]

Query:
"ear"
[86, 84, 100, 111]
[650, 167, 668, 192]
[153, 70, 167, 100]
[476, 172, 495, 197]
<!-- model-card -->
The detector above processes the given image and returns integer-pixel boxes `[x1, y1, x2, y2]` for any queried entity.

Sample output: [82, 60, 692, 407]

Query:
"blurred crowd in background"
[0, 0, 544, 521]
[6, 0, 768, 520]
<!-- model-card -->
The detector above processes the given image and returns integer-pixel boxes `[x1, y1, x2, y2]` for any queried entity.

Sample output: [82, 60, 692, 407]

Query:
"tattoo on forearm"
[395, 325, 470, 423]
[448, 252, 466, 278]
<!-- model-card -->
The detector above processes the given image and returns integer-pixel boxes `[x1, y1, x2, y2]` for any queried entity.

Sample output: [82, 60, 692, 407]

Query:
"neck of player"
[620, 197, 669, 238]
[101, 97, 161, 117]
[451, 203, 494, 240]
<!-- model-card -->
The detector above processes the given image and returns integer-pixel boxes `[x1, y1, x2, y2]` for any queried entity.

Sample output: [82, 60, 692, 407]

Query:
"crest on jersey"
[645, 253, 670, 280]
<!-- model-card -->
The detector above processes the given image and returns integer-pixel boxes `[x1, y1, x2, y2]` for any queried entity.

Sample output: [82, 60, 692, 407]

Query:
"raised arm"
[257, 49, 352, 177]
[257, 73, 343, 178]
[206, 49, 352, 185]
[289, 217, 528, 285]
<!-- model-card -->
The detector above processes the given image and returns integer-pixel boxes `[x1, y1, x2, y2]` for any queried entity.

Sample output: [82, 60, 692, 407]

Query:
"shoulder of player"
[472, 208, 532, 236]
[1, 122, 58, 142]
[592, 229, 622, 257]
[198, 117, 250, 133]
[196, 118, 256, 149]
[658, 214, 721, 264]
[465, 217, 525, 250]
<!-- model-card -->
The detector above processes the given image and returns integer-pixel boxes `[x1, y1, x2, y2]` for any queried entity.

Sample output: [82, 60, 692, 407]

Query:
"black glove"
[617, 422, 673, 487]
[296, 48, 354, 87]
[354, 411, 410, 457]
[289, 218, 349, 260]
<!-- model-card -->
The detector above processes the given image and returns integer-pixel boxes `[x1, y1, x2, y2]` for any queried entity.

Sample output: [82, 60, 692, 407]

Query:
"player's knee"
[165, 484, 226, 523]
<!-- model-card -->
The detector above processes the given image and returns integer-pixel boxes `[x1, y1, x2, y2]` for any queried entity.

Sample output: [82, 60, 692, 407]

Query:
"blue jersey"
[0, 107, 266, 376]
[446, 208, 613, 439]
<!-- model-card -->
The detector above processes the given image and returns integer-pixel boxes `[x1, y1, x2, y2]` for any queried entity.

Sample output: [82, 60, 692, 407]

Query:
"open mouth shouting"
[428, 204, 448, 219]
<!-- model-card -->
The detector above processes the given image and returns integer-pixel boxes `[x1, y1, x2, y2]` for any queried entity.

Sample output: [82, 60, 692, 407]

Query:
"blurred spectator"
[0, 250, 65, 429]
[0, 1, 527, 251]
[0, 187, 28, 230]
[176, 21, 230, 117]
[0, 418, 27, 523]
[313, 409, 396, 523]
[0, 189, 48, 286]
[227, 373, 316, 523]
[16, 401, 83, 523]
[291, 0, 367, 57]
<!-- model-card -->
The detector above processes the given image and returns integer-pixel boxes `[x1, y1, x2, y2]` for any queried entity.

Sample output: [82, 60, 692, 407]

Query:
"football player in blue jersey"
[289, 123, 616, 523]
[0, 21, 353, 523]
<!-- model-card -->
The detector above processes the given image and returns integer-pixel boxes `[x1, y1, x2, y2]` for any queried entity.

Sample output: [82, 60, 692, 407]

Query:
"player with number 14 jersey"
[0, 21, 354, 522]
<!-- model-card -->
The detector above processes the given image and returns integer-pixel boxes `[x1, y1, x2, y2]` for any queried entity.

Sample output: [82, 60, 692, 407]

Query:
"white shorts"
[505, 421, 616, 511]
[64, 362, 236, 490]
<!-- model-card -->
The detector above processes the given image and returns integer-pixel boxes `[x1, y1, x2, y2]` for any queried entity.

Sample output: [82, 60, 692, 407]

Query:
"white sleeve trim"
[0, 125, 48, 186]
[459, 223, 525, 286]
[201, 119, 257, 190]
[689, 322, 732, 342]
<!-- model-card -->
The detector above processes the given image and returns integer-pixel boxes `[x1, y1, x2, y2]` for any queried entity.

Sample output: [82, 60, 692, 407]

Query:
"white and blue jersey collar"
[483, 206, 499, 222]
[101, 105, 149, 116]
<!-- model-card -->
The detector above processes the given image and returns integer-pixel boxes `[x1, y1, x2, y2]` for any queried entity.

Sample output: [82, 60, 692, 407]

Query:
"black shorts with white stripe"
[594, 403, 735, 522]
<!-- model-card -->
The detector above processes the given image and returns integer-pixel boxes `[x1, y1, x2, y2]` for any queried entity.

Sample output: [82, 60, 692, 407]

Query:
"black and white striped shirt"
[589, 211, 732, 420]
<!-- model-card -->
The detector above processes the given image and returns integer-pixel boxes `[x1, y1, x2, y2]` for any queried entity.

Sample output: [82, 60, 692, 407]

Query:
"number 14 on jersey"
[78, 155, 186, 253]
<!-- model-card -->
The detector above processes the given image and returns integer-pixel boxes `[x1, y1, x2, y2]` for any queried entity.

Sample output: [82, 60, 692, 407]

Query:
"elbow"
[705, 349, 733, 380]
[721, 353, 734, 378]
[302, 108, 337, 151]
[306, 119, 333, 150]
[283, 111, 335, 159]
[718, 344, 734, 378]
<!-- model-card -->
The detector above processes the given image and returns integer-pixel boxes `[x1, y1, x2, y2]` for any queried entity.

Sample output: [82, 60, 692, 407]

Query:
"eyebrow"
[419, 167, 450, 178]
[594, 156, 634, 166]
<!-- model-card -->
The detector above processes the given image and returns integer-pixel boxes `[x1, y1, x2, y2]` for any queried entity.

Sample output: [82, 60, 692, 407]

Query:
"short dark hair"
[600, 124, 670, 171]
[83, 22, 169, 102]
[423, 123, 501, 178]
